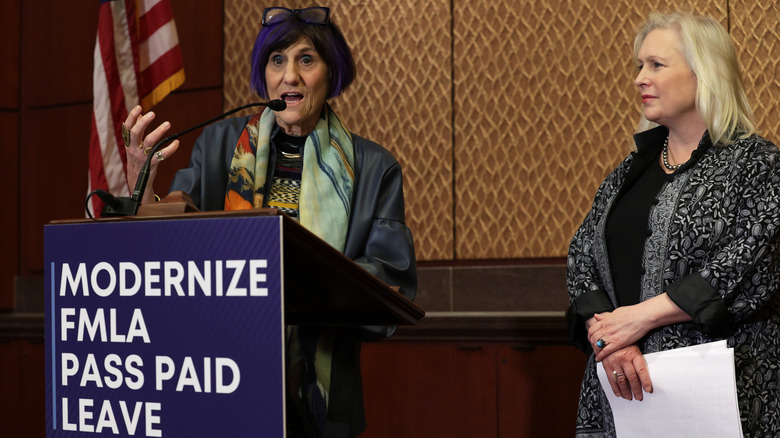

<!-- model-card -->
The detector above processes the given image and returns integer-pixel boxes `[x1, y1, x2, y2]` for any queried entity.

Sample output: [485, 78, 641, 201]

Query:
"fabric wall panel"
[452, 0, 726, 259]
[730, 1, 780, 146]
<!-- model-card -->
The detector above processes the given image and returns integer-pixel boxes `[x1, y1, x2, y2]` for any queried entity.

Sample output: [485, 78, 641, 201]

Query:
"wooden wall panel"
[361, 342, 585, 437]
[223, 0, 455, 261]
[0, 113, 19, 308]
[730, 1, 780, 146]
[20, 341, 45, 438]
[18, 0, 97, 277]
[497, 345, 584, 436]
[0, 0, 20, 309]
[0, 341, 23, 438]
[20, 0, 98, 108]
[169, 0, 224, 93]
[361, 342, 498, 437]
[20, 104, 92, 275]
[0, 340, 45, 438]
[0, 0, 20, 110]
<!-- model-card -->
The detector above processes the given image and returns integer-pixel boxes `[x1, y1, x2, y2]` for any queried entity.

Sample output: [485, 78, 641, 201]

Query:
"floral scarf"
[224, 103, 355, 252]
[224, 104, 355, 432]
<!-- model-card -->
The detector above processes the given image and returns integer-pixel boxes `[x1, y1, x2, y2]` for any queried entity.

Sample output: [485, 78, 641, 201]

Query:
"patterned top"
[266, 131, 305, 218]
[566, 126, 780, 438]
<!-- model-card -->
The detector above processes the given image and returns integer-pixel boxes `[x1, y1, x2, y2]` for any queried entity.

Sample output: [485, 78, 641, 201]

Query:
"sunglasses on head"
[262, 7, 330, 27]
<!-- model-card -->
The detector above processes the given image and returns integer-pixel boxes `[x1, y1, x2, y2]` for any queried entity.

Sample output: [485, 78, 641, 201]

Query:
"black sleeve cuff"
[566, 289, 614, 352]
[666, 273, 730, 336]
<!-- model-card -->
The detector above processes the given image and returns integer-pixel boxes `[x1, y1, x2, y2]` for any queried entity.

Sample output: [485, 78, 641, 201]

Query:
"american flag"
[87, 0, 185, 217]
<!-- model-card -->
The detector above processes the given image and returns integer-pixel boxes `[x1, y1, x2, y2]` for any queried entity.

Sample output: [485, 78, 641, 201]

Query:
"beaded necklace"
[661, 136, 683, 171]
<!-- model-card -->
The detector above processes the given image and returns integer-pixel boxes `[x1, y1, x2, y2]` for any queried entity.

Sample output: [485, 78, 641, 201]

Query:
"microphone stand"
[99, 100, 285, 217]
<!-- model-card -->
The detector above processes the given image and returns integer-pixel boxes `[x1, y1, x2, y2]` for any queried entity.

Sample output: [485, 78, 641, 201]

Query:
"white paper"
[597, 340, 743, 438]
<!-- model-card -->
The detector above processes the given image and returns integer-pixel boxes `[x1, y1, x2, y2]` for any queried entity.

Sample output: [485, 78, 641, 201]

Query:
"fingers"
[590, 332, 617, 362]
[595, 341, 614, 363]
[137, 139, 179, 206]
[602, 345, 652, 401]
[131, 110, 156, 146]
[154, 140, 179, 163]
[612, 362, 646, 401]
[588, 313, 611, 359]
[633, 353, 653, 394]
[137, 120, 171, 157]
[123, 106, 143, 140]
[124, 106, 171, 153]
[605, 368, 633, 400]
[128, 117, 173, 161]
[125, 105, 142, 124]
[593, 340, 611, 362]
[123, 108, 173, 193]
[607, 369, 624, 399]
[622, 366, 643, 401]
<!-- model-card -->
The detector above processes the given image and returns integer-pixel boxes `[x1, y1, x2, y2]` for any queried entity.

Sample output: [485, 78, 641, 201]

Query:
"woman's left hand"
[588, 306, 649, 362]
[601, 344, 652, 401]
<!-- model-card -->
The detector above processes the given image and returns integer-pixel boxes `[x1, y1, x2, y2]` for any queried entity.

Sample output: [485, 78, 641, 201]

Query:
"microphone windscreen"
[268, 99, 287, 112]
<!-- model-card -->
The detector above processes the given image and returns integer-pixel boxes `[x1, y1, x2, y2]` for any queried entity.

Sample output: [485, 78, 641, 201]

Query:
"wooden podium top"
[52, 206, 424, 327]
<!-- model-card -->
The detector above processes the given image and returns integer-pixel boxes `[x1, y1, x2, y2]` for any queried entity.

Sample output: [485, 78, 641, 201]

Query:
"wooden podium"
[44, 208, 422, 437]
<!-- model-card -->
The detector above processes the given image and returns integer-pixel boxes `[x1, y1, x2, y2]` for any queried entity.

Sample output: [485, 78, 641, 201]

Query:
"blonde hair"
[633, 13, 755, 145]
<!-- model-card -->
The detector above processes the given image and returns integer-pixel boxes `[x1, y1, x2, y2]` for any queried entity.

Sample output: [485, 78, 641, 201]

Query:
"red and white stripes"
[87, 0, 184, 217]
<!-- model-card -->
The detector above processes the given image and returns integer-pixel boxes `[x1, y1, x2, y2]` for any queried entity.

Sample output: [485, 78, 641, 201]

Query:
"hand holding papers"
[597, 340, 743, 438]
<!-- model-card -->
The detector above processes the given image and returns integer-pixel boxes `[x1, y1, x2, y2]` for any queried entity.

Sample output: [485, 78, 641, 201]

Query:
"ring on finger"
[143, 146, 152, 155]
[155, 150, 164, 162]
[596, 338, 607, 349]
[121, 124, 131, 147]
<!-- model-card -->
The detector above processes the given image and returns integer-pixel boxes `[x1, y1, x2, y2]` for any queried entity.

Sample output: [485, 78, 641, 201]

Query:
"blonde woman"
[567, 12, 780, 437]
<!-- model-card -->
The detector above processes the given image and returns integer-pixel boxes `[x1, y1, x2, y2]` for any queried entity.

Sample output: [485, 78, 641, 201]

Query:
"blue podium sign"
[44, 215, 285, 437]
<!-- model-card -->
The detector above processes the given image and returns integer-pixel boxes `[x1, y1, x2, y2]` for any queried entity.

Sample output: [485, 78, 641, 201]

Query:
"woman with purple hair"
[122, 7, 416, 437]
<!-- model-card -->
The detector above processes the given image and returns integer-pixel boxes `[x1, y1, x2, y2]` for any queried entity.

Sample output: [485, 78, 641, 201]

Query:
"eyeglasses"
[262, 7, 330, 27]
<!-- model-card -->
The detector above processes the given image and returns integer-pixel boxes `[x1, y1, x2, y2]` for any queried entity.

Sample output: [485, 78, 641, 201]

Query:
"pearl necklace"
[661, 137, 682, 171]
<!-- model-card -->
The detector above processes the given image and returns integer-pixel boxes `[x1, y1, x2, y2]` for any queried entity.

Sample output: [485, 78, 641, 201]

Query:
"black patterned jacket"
[566, 125, 780, 437]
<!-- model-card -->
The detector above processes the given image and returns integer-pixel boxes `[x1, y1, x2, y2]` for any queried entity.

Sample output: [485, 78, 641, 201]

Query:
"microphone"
[265, 99, 286, 112]
[98, 99, 286, 217]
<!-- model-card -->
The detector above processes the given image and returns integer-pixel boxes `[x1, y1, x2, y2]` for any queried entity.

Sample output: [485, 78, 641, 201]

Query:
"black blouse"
[606, 159, 668, 306]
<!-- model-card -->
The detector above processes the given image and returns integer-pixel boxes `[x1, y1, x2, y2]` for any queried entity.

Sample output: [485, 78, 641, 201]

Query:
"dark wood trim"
[418, 257, 567, 267]
[391, 311, 570, 343]
[0, 313, 44, 342]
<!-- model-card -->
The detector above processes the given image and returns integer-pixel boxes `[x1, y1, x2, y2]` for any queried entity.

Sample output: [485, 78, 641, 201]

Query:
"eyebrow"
[637, 54, 668, 63]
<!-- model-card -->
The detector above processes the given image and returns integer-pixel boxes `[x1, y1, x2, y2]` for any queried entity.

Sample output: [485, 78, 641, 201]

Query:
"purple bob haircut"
[250, 16, 356, 100]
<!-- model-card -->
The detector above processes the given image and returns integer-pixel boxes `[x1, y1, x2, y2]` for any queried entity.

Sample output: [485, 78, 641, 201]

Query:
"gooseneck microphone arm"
[96, 99, 286, 217]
